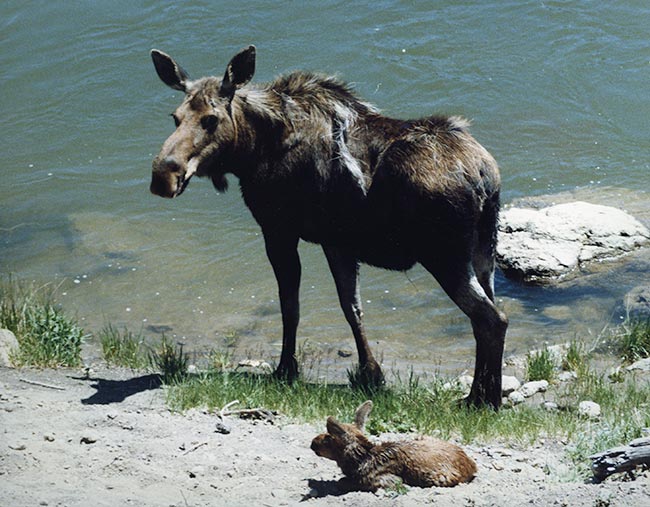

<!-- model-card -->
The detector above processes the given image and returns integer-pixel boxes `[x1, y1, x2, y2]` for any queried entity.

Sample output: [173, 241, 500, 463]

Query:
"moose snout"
[150, 156, 183, 198]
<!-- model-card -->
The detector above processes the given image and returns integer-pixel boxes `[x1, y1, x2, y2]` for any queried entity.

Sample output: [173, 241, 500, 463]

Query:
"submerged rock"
[497, 201, 650, 283]
[621, 285, 650, 320]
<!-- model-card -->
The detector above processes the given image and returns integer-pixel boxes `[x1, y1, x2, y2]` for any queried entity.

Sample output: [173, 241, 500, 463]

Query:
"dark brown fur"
[311, 401, 477, 491]
[150, 46, 508, 408]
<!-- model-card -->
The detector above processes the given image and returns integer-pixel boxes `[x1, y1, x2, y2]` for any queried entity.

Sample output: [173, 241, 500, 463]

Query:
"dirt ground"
[1, 365, 648, 507]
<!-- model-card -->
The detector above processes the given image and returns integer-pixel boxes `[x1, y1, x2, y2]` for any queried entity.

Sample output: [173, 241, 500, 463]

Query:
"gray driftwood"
[590, 436, 650, 481]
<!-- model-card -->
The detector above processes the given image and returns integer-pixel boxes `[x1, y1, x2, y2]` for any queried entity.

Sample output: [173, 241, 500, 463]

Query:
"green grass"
[615, 318, 650, 363]
[526, 346, 556, 382]
[98, 324, 148, 369]
[148, 335, 189, 384]
[0, 278, 84, 367]
[3, 275, 649, 480]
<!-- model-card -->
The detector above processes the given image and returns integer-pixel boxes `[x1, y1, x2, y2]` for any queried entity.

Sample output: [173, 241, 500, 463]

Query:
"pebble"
[627, 358, 650, 372]
[578, 400, 601, 419]
[519, 380, 549, 398]
[508, 391, 526, 405]
[542, 401, 559, 412]
[502, 375, 521, 395]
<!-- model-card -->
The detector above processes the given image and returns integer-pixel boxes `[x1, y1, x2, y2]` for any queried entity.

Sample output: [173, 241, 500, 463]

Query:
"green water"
[2, 1, 649, 376]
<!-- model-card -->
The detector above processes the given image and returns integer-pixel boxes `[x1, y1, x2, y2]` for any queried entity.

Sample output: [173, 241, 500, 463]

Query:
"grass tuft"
[98, 324, 148, 369]
[1, 278, 84, 367]
[526, 346, 556, 382]
[149, 335, 189, 384]
[615, 318, 650, 363]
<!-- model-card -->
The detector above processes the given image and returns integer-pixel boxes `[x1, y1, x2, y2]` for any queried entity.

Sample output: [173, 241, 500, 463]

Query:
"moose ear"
[326, 417, 347, 438]
[151, 49, 190, 92]
[220, 45, 256, 99]
[354, 400, 373, 432]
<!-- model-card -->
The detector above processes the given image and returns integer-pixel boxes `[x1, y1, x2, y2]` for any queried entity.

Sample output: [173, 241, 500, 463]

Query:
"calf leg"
[421, 256, 507, 409]
[323, 245, 384, 388]
[264, 233, 301, 381]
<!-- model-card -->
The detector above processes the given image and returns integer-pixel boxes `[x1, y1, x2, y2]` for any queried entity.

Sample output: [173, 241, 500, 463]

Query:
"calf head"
[150, 45, 256, 198]
[310, 401, 374, 461]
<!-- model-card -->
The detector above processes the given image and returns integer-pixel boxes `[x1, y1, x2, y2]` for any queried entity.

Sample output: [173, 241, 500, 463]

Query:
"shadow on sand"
[78, 374, 162, 405]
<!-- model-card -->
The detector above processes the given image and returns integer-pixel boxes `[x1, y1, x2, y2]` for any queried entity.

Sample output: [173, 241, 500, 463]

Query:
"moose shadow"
[78, 374, 161, 405]
[303, 478, 356, 501]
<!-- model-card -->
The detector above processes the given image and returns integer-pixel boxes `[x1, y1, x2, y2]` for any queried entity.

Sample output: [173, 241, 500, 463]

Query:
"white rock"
[497, 202, 650, 282]
[501, 375, 521, 396]
[0, 329, 19, 367]
[627, 358, 650, 372]
[578, 400, 601, 419]
[508, 391, 525, 405]
[519, 380, 549, 398]
[456, 375, 474, 392]
[557, 371, 577, 382]
[542, 401, 559, 412]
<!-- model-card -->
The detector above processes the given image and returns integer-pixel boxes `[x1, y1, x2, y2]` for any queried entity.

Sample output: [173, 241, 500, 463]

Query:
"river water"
[2, 1, 649, 377]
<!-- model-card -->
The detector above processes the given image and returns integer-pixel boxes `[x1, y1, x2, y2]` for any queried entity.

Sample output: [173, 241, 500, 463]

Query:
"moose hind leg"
[422, 257, 507, 409]
[323, 246, 384, 388]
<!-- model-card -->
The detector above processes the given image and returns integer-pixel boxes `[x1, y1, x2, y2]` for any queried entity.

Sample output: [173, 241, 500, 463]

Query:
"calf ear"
[354, 400, 373, 432]
[151, 50, 190, 92]
[220, 45, 256, 99]
[326, 417, 347, 438]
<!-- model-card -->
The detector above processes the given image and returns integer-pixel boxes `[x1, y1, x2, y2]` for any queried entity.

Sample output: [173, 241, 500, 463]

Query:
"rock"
[501, 375, 521, 396]
[519, 380, 549, 397]
[578, 400, 601, 419]
[508, 391, 525, 405]
[621, 285, 650, 320]
[456, 375, 474, 393]
[497, 202, 650, 282]
[627, 358, 650, 372]
[557, 371, 577, 382]
[542, 401, 559, 412]
[236, 359, 272, 372]
[0, 329, 19, 367]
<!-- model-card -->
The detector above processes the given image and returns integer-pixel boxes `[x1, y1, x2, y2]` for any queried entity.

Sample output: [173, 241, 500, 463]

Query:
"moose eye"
[201, 114, 219, 132]
[171, 114, 180, 128]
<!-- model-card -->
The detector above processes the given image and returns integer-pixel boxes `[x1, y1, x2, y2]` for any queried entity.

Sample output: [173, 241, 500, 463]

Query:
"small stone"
[542, 401, 559, 412]
[44, 434, 55, 442]
[492, 460, 504, 471]
[337, 349, 353, 358]
[80, 435, 98, 445]
[457, 375, 474, 392]
[578, 400, 600, 419]
[519, 380, 549, 397]
[501, 375, 521, 396]
[508, 391, 525, 405]
[627, 358, 650, 372]
[557, 371, 577, 382]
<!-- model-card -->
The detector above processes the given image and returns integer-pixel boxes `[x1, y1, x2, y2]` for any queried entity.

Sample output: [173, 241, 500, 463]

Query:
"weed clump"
[1, 278, 84, 367]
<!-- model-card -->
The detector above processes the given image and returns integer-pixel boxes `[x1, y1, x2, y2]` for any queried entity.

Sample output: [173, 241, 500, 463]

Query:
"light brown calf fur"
[311, 401, 476, 491]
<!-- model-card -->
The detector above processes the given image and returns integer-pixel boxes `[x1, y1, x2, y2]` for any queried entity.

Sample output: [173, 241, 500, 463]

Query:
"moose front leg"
[264, 233, 301, 382]
[323, 246, 384, 388]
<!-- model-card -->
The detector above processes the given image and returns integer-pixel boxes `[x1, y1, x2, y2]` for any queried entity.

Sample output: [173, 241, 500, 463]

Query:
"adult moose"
[150, 45, 508, 408]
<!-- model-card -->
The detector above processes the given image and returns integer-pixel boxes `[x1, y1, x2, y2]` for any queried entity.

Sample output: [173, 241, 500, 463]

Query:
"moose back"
[150, 45, 508, 408]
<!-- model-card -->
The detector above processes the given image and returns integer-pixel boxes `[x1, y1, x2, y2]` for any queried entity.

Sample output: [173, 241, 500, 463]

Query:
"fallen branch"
[182, 441, 208, 455]
[19, 378, 66, 391]
[590, 436, 650, 481]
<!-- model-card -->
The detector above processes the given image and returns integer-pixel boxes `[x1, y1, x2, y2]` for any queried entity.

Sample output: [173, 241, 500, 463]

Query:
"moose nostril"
[161, 157, 182, 173]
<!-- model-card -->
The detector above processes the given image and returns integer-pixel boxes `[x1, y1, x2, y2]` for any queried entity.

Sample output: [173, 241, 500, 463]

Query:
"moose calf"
[311, 401, 477, 491]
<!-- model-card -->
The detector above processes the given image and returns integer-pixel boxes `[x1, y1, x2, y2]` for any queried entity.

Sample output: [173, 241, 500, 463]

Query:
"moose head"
[150, 45, 256, 198]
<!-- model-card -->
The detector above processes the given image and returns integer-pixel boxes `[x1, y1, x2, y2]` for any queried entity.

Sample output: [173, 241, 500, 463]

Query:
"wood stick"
[19, 378, 66, 391]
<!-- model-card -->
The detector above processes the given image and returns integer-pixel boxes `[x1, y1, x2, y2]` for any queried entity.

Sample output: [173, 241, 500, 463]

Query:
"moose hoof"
[461, 392, 501, 411]
[349, 362, 385, 391]
[274, 359, 299, 383]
